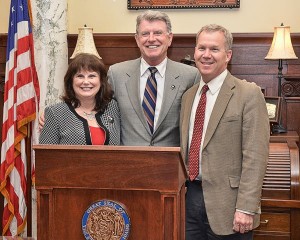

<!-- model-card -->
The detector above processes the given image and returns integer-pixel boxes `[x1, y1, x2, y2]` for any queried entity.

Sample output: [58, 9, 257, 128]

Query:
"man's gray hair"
[136, 10, 172, 34]
[196, 24, 233, 51]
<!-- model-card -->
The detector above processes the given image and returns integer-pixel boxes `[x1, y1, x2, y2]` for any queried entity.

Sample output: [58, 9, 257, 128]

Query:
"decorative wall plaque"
[282, 75, 300, 97]
[128, 0, 240, 9]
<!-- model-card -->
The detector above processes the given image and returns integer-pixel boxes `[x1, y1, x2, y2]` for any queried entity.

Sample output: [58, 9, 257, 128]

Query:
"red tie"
[188, 85, 209, 181]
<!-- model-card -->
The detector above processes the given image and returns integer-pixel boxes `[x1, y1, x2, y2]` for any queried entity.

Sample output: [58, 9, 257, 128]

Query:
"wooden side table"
[270, 130, 299, 143]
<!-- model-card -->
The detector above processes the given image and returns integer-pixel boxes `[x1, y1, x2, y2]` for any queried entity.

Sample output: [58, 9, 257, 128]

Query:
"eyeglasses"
[138, 31, 168, 38]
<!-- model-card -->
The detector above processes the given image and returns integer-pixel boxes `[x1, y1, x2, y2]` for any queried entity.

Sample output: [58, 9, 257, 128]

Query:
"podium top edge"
[33, 144, 181, 153]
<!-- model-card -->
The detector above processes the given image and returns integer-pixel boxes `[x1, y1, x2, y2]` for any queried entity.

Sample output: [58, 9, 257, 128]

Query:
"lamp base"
[272, 123, 287, 134]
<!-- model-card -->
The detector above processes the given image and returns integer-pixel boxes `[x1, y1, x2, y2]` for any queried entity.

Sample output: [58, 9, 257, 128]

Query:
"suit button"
[150, 141, 154, 146]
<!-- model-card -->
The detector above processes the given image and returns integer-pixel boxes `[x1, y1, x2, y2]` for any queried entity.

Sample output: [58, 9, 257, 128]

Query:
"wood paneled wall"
[1, 33, 300, 136]
[73, 33, 300, 138]
[67, 33, 300, 96]
[1, 33, 300, 84]
[0, 33, 300, 235]
[1, 33, 300, 135]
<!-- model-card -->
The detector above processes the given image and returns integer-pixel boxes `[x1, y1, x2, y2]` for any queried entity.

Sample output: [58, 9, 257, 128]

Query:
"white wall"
[1, 0, 300, 34]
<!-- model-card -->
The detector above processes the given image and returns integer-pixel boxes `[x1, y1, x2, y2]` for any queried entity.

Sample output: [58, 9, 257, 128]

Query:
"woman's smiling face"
[72, 69, 101, 102]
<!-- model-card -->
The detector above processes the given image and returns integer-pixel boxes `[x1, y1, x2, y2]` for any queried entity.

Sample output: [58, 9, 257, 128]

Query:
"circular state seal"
[82, 199, 130, 240]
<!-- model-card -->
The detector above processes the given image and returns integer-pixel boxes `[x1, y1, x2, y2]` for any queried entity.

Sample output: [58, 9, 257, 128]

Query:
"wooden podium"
[34, 145, 187, 240]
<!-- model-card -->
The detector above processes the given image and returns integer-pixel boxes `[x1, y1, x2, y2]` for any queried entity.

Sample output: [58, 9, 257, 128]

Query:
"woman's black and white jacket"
[39, 100, 120, 145]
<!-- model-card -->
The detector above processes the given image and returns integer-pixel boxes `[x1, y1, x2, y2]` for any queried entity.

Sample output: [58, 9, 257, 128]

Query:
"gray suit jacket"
[180, 72, 270, 235]
[108, 58, 200, 146]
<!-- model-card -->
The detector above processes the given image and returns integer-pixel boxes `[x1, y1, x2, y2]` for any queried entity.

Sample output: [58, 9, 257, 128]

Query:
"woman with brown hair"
[39, 53, 120, 145]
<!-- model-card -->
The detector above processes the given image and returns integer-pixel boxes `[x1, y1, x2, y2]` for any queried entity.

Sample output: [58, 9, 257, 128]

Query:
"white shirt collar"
[198, 69, 228, 95]
[140, 57, 167, 78]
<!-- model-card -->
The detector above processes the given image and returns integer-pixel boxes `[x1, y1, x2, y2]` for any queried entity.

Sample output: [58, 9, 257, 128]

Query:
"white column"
[30, 1, 68, 238]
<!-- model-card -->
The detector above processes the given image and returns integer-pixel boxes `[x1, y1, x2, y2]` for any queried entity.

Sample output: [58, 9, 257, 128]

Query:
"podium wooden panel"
[34, 145, 187, 240]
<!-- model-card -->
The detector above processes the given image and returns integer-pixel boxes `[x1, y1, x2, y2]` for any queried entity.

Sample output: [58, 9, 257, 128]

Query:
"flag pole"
[0, 72, 5, 234]
[26, 123, 32, 236]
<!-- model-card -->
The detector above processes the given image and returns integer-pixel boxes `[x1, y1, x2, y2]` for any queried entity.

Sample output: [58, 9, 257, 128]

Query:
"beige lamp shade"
[265, 25, 298, 60]
[70, 26, 101, 59]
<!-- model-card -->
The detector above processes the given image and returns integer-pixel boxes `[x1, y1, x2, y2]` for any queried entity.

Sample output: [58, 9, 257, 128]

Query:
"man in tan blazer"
[180, 24, 270, 239]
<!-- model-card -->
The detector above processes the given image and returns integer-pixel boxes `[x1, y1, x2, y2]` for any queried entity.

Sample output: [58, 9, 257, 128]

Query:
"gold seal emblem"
[82, 200, 130, 240]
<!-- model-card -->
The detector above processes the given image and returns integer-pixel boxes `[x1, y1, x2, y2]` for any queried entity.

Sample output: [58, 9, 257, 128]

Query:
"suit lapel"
[155, 59, 181, 132]
[203, 73, 235, 149]
[125, 59, 150, 132]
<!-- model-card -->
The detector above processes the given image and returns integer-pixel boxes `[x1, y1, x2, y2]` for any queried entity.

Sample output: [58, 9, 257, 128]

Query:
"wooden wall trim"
[67, 33, 300, 47]
[1, 32, 300, 93]
[1, 33, 300, 71]
[67, 34, 300, 83]
[1, 32, 300, 123]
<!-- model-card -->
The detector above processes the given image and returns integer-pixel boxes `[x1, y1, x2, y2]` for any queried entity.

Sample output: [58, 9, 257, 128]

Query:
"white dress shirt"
[140, 58, 167, 131]
[188, 69, 254, 215]
[188, 69, 228, 179]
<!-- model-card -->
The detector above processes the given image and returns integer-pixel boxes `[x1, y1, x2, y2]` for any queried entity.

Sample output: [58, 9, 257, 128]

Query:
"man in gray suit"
[180, 24, 269, 239]
[108, 10, 200, 146]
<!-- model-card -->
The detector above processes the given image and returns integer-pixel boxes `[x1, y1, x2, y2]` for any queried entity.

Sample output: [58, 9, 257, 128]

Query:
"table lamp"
[70, 25, 101, 59]
[265, 23, 298, 133]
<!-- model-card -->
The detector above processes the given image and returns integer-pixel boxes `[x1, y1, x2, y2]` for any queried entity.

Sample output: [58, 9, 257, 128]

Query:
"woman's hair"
[61, 53, 113, 113]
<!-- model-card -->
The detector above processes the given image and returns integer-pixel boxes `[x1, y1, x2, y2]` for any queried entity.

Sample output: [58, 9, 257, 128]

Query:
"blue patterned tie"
[142, 67, 158, 134]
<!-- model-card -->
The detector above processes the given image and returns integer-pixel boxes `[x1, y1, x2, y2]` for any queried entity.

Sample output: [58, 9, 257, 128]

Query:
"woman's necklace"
[83, 111, 96, 121]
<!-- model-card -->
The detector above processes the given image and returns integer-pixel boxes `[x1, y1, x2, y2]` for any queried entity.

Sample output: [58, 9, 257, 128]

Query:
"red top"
[89, 126, 106, 145]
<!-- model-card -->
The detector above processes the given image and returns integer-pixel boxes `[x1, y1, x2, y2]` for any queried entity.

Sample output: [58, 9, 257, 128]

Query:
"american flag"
[0, 0, 39, 236]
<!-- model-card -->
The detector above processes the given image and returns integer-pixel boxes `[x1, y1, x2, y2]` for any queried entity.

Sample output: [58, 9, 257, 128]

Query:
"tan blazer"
[180, 72, 270, 235]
